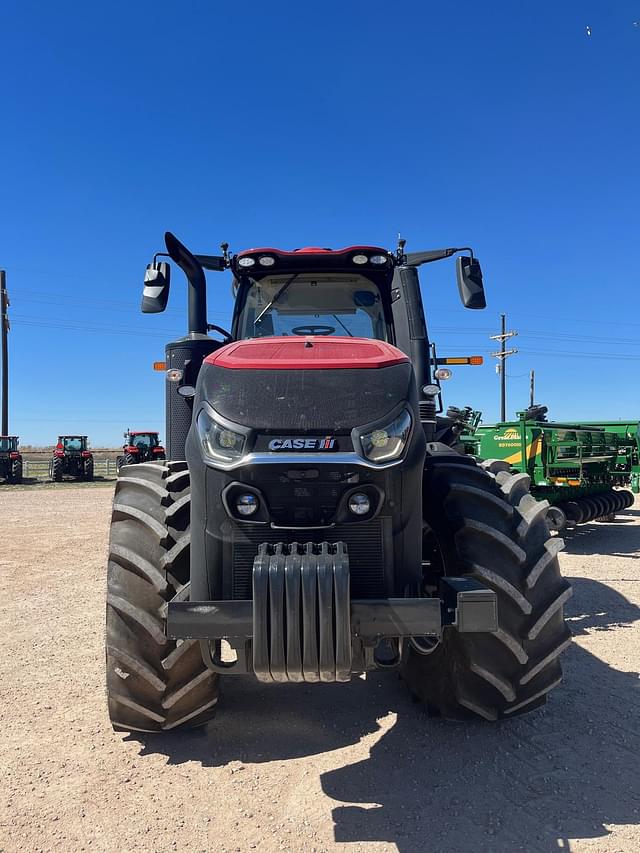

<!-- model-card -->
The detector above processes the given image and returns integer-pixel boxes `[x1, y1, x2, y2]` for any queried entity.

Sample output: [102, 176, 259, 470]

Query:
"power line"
[517, 347, 640, 361]
[8, 287, 230, 320]
[11, 316, 181, 339]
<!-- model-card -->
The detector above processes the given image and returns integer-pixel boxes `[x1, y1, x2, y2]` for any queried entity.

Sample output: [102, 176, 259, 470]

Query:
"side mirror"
[142, 262, 170, 313]
[456, 256, 486, 310]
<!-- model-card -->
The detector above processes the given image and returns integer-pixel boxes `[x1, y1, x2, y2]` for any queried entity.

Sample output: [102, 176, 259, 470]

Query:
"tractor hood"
[195, 336, 416, 431]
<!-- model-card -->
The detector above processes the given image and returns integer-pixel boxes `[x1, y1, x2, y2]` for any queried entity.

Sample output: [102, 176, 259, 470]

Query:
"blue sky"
[1, 1, 639, 446]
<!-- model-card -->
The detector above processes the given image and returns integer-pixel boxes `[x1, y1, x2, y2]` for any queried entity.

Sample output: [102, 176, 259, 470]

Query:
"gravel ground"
[0, 486, 638, 853]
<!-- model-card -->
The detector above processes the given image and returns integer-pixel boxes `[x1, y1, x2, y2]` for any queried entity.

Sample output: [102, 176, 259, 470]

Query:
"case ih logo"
[268, 437, 337, 451]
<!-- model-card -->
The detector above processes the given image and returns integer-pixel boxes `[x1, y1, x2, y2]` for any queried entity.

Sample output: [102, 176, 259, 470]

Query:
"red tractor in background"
[116, 430, 166, 472]
[0, 436, 23, 483]
[50, 435, 94, 481]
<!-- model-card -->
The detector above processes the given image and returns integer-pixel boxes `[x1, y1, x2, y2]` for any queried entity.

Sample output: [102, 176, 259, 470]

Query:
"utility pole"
[490, 313, 518, 422]
[529, 369, 535, 408]
[1, 271, 9, 435]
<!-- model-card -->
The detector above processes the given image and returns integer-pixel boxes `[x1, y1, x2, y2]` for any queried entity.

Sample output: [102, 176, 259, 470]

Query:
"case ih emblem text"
[268, 437, 336, 451]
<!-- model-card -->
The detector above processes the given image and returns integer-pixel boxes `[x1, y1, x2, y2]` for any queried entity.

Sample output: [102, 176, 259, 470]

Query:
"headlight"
[236, 494, 259, 516]
[348, 493, 371, 515]
[359, 409, 412, 463]
[196, 409, 246, 463]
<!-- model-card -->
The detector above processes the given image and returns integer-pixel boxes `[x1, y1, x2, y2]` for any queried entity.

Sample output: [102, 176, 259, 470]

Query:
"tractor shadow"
[130, 578, 640, 852]
[561, 507, 640, 558]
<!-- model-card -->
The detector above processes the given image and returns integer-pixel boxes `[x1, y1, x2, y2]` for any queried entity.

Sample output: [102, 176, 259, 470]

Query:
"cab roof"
[232, 246, 394, 276]
[238, 245, 389, 256]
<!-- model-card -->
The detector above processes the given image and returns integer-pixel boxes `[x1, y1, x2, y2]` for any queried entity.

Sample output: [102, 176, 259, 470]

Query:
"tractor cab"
[0, 435, 20, 454]
[127, 431, 161, 450]
[231, 247, 394, 342]
[0, 436, 22, 484]
[58, 435, 88, 453]
[117, 430, 166, 470]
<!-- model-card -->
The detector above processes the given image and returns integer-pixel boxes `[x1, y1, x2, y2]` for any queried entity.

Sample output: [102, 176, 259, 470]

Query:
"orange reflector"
[153, 361, 166, 371]
[440, 356, 484, 365]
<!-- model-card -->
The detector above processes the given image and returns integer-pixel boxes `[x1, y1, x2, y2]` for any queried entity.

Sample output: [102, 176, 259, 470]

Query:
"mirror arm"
[405, 247, 474, 267]
[195, 254, 228, 272]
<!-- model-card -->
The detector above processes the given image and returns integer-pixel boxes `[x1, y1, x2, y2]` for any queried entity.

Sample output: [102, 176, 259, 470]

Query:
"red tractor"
[0, 436, 23, 483]
[116, 430, 166, 472]
[50, 435, 94, 481]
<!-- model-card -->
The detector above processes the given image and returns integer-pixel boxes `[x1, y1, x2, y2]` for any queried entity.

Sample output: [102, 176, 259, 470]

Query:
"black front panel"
[199, 363, 412, 430]
[185, 356, 426, 607]
[235, 461, 372, 527]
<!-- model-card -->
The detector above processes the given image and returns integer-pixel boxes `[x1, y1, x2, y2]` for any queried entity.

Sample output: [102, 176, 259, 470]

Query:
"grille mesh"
[231, 519, 388, 600]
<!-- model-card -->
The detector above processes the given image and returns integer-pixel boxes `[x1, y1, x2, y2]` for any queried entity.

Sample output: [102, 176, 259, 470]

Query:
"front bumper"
[167, 542, 497, 682]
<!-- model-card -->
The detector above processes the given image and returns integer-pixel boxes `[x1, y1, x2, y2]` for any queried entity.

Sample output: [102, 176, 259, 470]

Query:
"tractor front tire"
[84, 459, 94, 481]
[10, 460, 23, 484]
[105, 462, 219, 732]
[402, 459, 572, 720]
[51, 457, 63, 482]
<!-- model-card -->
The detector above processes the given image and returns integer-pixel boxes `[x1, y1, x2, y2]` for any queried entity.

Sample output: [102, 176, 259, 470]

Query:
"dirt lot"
[0, 486, 638, 853]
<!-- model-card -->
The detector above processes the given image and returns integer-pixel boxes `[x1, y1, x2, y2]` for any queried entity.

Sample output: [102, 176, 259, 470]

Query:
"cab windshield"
[0, 438, 16, 452]
[235, 274, 388, 341]
[131, 433, 158, 449]
[62, 437, 84, 451]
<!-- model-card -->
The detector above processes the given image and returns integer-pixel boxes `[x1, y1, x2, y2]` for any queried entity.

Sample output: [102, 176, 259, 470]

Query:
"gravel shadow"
[129, 578, 640, 852]
[320, 578, 640, 852]
[561, 509, 640, 557]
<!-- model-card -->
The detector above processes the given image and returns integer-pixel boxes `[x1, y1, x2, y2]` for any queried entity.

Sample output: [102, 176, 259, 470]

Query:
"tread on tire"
[402, 457, 572, 721]
[105, 461, 219, 732]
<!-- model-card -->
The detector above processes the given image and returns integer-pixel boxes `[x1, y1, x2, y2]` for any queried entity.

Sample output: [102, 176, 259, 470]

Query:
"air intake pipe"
[163, 232, 218, 460]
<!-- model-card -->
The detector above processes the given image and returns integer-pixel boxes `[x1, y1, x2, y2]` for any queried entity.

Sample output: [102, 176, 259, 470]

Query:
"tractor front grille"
[230, 518, 390, 600]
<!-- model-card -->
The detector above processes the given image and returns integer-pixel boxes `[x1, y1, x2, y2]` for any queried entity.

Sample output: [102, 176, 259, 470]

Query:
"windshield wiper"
[332, 314, 354, 336]
[254, 274, 299, 326]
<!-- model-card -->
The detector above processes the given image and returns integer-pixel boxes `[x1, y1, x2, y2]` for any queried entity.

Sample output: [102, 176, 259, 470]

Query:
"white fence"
[22, 459, 119, 480]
